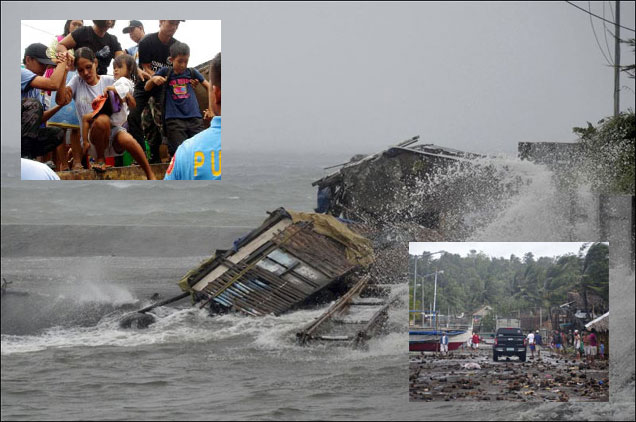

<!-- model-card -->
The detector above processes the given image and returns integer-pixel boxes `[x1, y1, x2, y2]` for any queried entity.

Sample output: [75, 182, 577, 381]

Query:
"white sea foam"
[0, 303, 341, 357]
[463, 156, 600, 241]
[1, 307, 215, 355]
[0, 282, 412, 360]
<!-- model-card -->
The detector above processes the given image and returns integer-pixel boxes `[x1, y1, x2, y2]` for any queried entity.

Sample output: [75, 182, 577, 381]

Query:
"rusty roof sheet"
[271, 222, 355, 280]
[201, 259, 314, 316]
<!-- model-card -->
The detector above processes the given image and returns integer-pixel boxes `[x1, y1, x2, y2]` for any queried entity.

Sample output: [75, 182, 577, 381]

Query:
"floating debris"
[463, 362, 481, 370]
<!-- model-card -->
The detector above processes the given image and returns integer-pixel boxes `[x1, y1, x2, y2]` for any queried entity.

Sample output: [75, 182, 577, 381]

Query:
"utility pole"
[421, 275, 425, 325]
[614, 0, 621, 117]
[433, 270, 444, 324]
[411, 255, 417, 325]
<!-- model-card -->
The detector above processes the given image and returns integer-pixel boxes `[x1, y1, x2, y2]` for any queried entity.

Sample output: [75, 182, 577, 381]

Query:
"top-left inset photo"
[20, 19, 221, 180]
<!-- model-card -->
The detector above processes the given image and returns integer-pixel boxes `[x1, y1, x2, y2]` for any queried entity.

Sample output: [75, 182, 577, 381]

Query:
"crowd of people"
[433, 327, 606, 363]
[20, 20, 221, 180]
[527, 327, 604, 362]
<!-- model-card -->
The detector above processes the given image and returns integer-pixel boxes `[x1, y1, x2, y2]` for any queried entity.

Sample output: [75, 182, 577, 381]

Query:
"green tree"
[620, 38, 635, 79]
[481, 310, 496, 332]
[581, 243, 610, 307]
[574, 111, 636, 194]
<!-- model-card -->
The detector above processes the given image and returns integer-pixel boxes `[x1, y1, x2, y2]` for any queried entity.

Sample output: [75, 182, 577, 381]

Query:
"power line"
[602, 1, 613, 62]
[607, 0, 615, 21]
[21, 22, 56, 37]
[565, 1, 635, 32]
[589, 1, 614, 66]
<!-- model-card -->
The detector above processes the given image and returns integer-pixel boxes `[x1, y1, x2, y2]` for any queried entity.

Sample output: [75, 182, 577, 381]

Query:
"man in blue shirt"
[534, 330, 542, 359]
[164, 52, 221, 180]
[440, 332, 449, 356]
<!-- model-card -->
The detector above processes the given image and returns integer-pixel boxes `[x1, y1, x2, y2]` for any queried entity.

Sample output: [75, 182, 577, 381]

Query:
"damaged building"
[170, 208, 393, 346]
[177, 208, 374, 316]
[312, 136, 520, 239]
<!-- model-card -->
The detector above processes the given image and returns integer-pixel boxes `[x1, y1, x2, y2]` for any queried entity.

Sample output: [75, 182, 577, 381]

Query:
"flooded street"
[410, 344, 609, 402]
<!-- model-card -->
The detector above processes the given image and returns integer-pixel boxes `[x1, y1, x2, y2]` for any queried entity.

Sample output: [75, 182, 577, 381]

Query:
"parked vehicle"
[493, 327, 526, 362]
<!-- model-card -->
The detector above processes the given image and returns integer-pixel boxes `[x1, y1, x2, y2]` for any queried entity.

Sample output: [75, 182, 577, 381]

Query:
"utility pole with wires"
[565, 1, 635, 116]
[614, 0, 621, 117]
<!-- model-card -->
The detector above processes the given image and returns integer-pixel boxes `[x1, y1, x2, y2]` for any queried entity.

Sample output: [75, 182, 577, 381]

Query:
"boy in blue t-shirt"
[144, 41, 210, 156]
[164, 52, 221, 180]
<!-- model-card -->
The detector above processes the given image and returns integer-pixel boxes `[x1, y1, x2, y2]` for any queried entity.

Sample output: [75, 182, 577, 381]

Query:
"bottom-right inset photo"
[408, 242, 609, 402]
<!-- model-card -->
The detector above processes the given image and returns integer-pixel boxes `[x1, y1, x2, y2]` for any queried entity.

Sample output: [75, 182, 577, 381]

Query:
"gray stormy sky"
[4, 1, 636, 155]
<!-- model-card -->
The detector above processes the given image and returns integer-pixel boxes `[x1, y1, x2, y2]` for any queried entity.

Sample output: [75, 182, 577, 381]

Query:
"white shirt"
[21, 158, 60, 180]
[110, 77, 134, 127]
[68, 74, 115, 141]
[527, 332, 535, 345]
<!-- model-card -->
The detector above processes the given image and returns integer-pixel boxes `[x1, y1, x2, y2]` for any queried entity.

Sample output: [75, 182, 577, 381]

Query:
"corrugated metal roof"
[585, 312, 609, 332]
[271, 222, 355, 279]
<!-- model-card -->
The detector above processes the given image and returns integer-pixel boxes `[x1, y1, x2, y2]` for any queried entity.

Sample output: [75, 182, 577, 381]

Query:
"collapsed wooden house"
[169, 208, 394, 347]
[176, 207, 375, 317]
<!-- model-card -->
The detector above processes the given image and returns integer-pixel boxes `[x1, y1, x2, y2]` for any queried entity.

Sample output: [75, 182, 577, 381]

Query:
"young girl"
[56, 48, 156, 179]
[81, 53, 137, 168]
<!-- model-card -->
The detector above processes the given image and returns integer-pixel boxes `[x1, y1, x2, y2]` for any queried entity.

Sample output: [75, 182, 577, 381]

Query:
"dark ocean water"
[1, 151, 634, 420]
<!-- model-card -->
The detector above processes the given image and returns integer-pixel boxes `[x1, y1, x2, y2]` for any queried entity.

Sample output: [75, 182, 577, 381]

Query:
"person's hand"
[190, 78, 199, 87]
[57, 92, 71, 106]
[151, 75, 166, 86]
[64, 51, 75, 70]
[56, 51, 70, 67]
[203, 108, 214, 122]
[83, 141, 91, 156]
[138, 68, 151, 82]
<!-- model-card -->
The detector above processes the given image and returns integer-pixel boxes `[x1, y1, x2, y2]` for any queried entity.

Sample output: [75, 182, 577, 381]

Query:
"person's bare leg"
[55, 141, 69, 171]
[114, 131, 157, 180]
[89, 115, 111, 165]
[70, 128, 83, 170]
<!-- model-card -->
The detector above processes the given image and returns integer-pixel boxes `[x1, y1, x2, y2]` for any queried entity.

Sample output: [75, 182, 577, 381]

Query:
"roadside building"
[472, 305, 493, 331]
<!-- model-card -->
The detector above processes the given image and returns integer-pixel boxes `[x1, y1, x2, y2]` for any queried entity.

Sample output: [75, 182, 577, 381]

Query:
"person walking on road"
[440, 332, 449, 356]
[534, 330, 542, 359]
[527, 330, 536, 359]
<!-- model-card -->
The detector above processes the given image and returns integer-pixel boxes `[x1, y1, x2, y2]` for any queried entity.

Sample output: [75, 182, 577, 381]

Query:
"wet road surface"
[409, 344, 609, 402]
